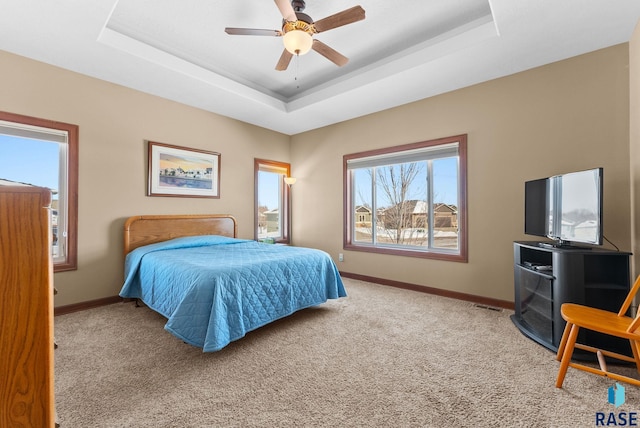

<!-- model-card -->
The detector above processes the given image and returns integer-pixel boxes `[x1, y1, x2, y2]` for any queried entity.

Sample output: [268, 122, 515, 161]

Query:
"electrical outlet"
[338, 253, 344, 262]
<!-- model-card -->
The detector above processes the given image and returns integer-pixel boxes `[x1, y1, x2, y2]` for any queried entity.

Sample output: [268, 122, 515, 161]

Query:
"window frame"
[0, 111, 78, 272]
[254, 158, 291, 244]
[343, 134, 468, 262]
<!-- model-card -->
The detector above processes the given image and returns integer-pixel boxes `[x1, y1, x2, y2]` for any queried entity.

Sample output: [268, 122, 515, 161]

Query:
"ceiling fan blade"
[275, 49, 294, 71]
[313, 5, 365, 33]
[274, 0, 297, 22]
[312, 39, 349, 67]
[225, 28, 282, 37]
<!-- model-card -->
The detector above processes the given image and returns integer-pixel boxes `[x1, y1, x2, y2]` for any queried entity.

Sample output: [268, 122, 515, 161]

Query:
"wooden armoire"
[0, 184, 55, 426]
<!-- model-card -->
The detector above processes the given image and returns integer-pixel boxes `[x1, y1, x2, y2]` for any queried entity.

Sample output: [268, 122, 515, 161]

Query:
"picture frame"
[147, 141, 220, 198]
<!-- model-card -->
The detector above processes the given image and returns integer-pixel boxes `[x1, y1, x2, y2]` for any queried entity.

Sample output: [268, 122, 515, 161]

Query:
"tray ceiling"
[0, 0, 639, 135]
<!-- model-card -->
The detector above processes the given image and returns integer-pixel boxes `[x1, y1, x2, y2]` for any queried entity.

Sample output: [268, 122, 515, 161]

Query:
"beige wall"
[0, 42, 633, 306]
[291, 44, 632, 302]
[631, 22, 640, 276]
[0, 50, 290, 306]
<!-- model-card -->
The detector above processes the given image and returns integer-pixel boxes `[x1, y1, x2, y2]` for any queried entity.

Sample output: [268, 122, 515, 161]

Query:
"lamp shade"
[283, 30, 313, 55]
[284, 177, 297, 185]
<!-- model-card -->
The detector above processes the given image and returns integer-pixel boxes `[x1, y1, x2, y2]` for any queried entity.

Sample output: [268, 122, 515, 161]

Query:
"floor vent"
[473, 303, 503, 312]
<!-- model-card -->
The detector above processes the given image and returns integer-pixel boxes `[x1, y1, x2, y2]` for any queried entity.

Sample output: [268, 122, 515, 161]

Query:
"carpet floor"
[54, 278, 639, 427]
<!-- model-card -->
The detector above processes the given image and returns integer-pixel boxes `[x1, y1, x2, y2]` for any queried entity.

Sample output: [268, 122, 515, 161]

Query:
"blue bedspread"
[120, 235, 346, 352]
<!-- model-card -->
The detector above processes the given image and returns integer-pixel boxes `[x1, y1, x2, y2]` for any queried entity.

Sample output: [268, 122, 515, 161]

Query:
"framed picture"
[147, 141, 220, 198]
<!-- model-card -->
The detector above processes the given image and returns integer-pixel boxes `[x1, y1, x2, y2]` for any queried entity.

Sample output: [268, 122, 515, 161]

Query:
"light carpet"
[54, 278, 639, 427]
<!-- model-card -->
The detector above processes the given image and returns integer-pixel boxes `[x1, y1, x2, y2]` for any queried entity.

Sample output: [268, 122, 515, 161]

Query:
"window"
[0, 111, 78, 272]
[254, 159, 291, 243]
[344, 135, 467, 262]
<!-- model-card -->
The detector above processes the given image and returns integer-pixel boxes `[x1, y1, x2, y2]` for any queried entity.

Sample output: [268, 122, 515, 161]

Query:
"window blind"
[0, 121, 67, 143]
[346, 142, 458, 170]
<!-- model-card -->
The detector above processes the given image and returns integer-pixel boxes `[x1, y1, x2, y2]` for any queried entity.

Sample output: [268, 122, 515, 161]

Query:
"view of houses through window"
[258, 169, 283, 239]
[345, 135, 467, 261]
[0, 133, 64, 257]
[255, 159, 291, 243]
[352, 159, 459, 248]
[0, 112, 78, 271]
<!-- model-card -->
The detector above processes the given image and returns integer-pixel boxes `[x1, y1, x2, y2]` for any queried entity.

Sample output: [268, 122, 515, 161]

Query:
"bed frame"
[123, 214, 237, 256]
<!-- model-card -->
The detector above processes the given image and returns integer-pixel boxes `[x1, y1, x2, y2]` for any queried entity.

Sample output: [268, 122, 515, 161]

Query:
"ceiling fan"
[225, 0, 366, 71]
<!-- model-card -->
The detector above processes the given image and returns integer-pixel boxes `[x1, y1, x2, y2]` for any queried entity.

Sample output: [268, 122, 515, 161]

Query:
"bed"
[119, 214, 346, 352]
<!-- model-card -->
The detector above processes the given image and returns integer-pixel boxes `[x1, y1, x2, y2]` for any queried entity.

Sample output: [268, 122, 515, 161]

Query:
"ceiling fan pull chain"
[295, 54, 300, 89]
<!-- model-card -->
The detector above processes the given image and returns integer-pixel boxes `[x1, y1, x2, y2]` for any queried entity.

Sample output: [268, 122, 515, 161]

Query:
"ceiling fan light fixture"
[283, 30, 313, 55]
[227, 3, 365, 70]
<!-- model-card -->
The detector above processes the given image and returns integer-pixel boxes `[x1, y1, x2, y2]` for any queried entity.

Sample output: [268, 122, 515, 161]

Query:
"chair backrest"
[622, 275, 640, 333]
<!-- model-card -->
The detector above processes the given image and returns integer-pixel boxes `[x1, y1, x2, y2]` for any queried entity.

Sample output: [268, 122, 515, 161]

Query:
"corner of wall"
[629, 18, 640, 278]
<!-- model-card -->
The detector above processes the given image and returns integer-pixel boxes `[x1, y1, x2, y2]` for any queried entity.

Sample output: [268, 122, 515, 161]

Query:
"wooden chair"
[556, 275, 640, 388]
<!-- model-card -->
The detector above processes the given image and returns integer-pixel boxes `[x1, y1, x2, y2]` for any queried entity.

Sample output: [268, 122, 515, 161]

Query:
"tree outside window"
[344, 135, 467, 262]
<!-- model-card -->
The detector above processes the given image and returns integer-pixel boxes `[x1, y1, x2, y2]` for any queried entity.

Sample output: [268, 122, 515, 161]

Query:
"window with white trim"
[344, 135, 467, 262]
[0, 112, 78, 271]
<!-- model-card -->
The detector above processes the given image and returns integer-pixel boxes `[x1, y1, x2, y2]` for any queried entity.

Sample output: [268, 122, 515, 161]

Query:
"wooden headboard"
[123, 214, 237, 256]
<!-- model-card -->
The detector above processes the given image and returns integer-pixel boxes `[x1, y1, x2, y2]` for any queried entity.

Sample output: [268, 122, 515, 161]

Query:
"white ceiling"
[1, 0, 639, 135]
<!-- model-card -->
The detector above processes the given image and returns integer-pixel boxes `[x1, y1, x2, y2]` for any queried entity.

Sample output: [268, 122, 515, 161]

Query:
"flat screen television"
[524, 167, 603, 247]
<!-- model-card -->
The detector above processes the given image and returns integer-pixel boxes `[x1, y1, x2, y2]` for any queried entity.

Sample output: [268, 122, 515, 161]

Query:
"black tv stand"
[512, 241, 631, 358]
[537, 241, 592, 250]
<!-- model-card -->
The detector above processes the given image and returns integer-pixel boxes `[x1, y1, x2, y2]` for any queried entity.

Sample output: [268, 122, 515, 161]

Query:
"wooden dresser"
[0, 185, 55, 427]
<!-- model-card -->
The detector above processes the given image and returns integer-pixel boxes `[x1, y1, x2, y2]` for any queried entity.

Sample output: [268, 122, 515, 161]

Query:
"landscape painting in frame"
[147, 141, 220, 198]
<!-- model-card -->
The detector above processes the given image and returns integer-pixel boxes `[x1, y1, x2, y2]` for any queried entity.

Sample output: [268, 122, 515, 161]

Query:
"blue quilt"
[120, 235, 346, 352]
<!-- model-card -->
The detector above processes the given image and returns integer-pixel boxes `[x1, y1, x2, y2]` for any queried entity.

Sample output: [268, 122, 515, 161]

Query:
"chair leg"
[631, 340, 640, 375]
[556, 323, 579, 388]
[556, 321, 571, 362]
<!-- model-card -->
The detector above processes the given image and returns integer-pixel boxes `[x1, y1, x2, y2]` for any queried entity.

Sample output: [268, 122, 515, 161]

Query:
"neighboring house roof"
[413, 200, 427, 214]
[382, 200, 458, 214]
[434, 203, 457, 214]
[0, 178, 58, 194]
[355, 205, 372, 214]
[0, 178, 32, 186]
[382, 200, 426, 214]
